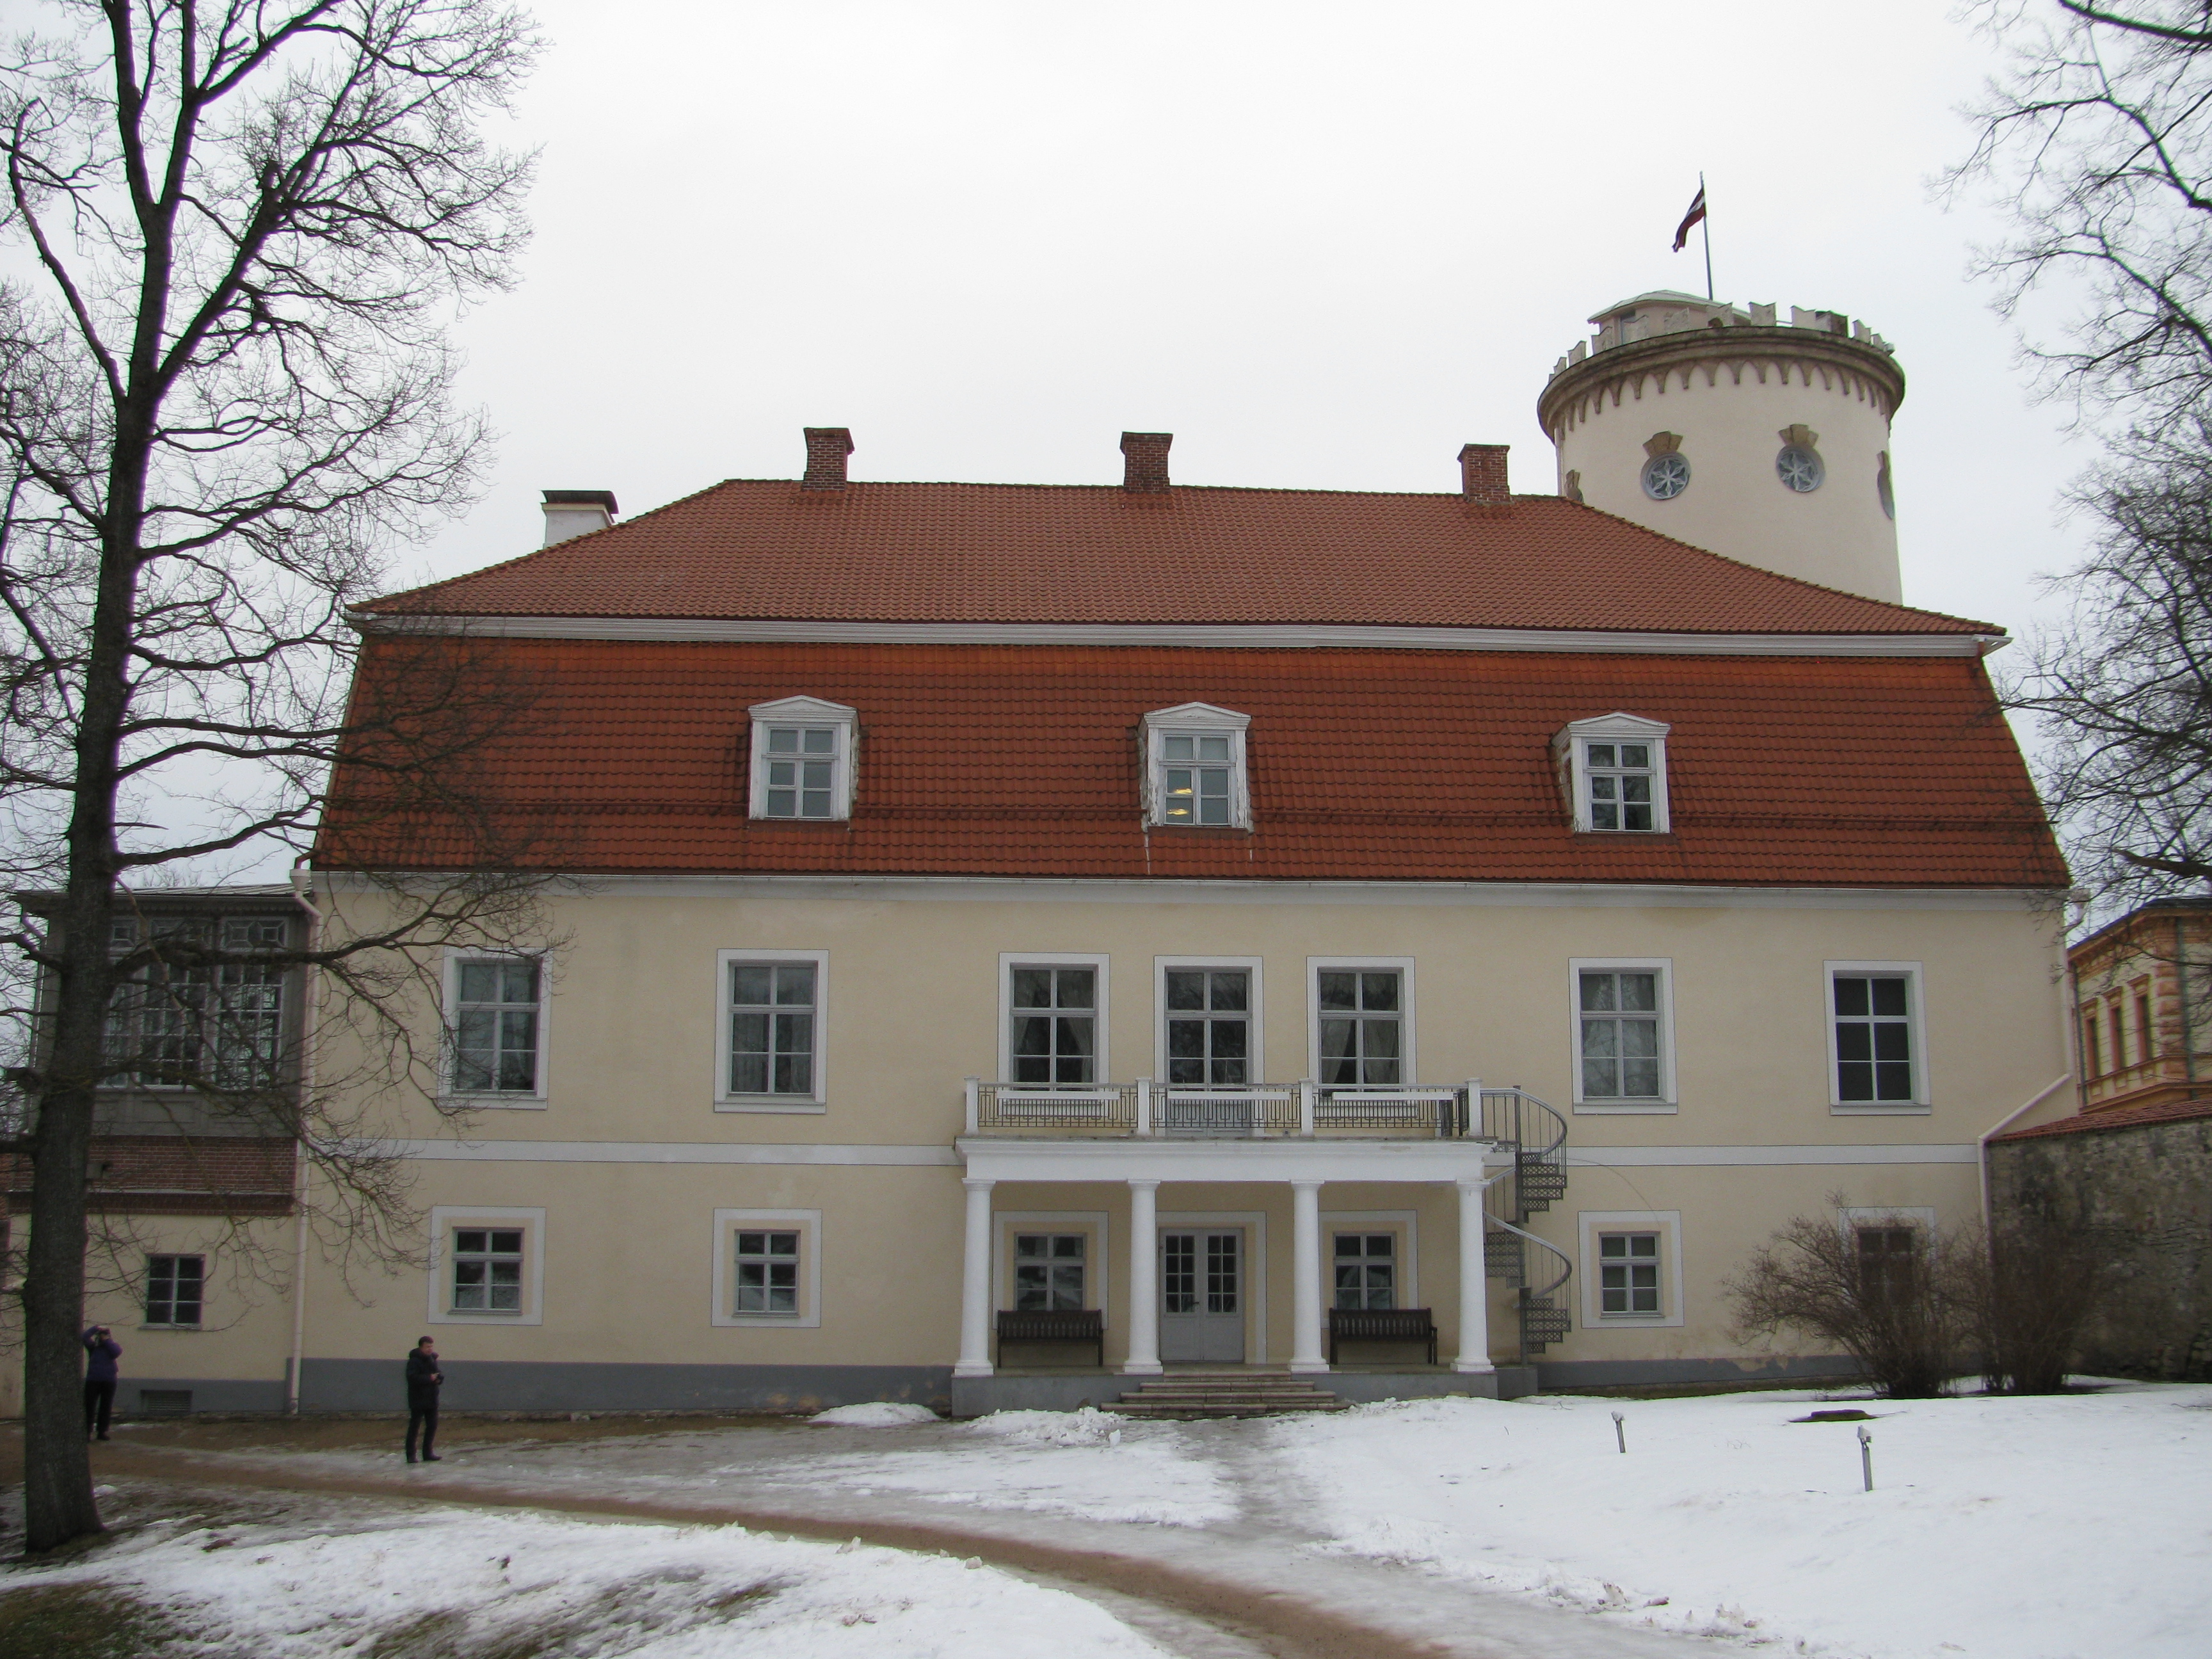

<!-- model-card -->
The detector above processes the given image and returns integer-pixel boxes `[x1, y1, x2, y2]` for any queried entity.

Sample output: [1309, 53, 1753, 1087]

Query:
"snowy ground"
[38, 1381, 2212, 1659]
[1269, 1381, 2212, 1658]
[1, 1495, 1168, 1658]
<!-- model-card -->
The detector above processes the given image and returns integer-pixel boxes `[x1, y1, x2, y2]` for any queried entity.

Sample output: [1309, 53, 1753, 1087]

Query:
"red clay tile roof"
[319, 640, 2067, 886]
[1994, 1096, 2212, 1141]
[362, 483, 1995, 636]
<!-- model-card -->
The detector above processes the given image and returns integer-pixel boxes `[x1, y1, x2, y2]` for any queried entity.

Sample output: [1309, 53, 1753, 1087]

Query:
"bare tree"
[0, 1, 544, 1551]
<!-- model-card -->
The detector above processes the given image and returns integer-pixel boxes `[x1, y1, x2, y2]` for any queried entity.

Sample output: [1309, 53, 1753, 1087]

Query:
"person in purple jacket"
[83, 1324, 120, 1441]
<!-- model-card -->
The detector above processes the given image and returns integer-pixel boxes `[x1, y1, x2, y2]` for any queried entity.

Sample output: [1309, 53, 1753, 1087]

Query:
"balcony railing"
[964, 1078, 1551, 1142]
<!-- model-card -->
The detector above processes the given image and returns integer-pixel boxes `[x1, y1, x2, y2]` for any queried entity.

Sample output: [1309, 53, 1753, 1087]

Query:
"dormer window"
[1142, 703, 1252, 829]
[1555, 713, 1672, 835]
[748, 696, 857, 821]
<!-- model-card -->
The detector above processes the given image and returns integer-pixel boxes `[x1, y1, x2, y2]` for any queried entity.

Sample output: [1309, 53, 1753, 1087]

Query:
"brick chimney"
[541, 489, 618, 547]
[803, 427, 854, 492]
[1457, 444, 1510, 506]
[1120, 431, 1173, 493]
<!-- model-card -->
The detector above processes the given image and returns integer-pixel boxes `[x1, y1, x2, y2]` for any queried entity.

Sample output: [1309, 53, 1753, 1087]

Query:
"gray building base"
[114, 1377, 288, 1415]
[300, 1359, 952, 1416]
[949, 1366, 1537, 1416]
[1534, 1354, 1861, 1391]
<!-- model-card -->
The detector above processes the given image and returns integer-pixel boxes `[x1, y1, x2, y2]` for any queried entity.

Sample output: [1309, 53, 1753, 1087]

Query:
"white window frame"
[1141, 703, 1253, 830]
[1158, 1208, 1269, 1364]
[1824, 960, 1930, 1113]
[1566, 957, 1677, 1113]
[427, 1205, 545, 1327]
[1322, 1208, 1418, 1313]
[993, 1210, 1111, 1320]
[1154, 955, 1266, 1086]
[1553, 712, 1672, 834]
[1306, 957, 1416, 1087]
[747, 696, 858, 821]
[711, 1207, 823, 1328]
[143, 1251, 207, 1330]
[1836, 1204, 1937, 1237]
[440, 949, 550, 1106]
[716, 949, 830, 1112]
[1577, 1209, 1684, 1328]
[998, 953, 1110, 1086]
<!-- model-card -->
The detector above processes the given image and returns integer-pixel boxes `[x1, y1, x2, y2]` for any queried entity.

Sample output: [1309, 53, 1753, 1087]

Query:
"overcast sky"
[409, 0, 2095, 641]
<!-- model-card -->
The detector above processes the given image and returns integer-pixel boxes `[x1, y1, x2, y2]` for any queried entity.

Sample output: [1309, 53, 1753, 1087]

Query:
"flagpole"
[1699, 171, 1714, 302]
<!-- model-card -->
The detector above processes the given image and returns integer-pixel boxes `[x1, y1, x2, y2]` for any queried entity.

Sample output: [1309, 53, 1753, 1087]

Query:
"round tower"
[1537, 292, 1906, 604]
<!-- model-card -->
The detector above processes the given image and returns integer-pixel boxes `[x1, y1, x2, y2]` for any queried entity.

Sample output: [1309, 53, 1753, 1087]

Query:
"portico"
[951, 1081, 1544, 1406]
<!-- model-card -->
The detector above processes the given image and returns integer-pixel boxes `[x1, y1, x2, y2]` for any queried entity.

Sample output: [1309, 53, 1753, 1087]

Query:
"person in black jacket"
[405, 1336, 442, 1463]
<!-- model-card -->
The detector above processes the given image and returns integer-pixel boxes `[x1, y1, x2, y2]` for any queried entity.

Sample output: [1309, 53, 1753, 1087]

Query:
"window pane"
[1056, 968, 1094, 1009]
[1318, 972, 1357, 1011]
[1360, 972, 1399, 1011]
[1834, 977, 1870, 1017]
[1580, 974, 1617, 1012]
[458, 962, 497, 1003]
[1838, 1061, 1874, 1102]
[767, 728, 798, 753]
[1619, 973, 1656, 1011]
[1210, 972, 1248, 1011]
[1587, 744, 1615, 767]
[1582, 1020, 1619, 1059]
[455, 1230, 486, 1253]
[1164, 734, 1194, 760]
[1836, 1025, 1872, 1062]
[1166, 971, 1206, 1011]
[490, 1231, 522, 1254]
[776, 965, 816, 1006]
[802, 728, 836, 754]
[1619, 744, 1648, 768]
[1871, 979, 1909, 1017]
[1876, 1062, 1914, 1100]
[1011, 968, 1054, 1010]
[1210, 1021, 1247, 1060]
[1198, 735, 1230, 761]
[733, 965, 774, 1006]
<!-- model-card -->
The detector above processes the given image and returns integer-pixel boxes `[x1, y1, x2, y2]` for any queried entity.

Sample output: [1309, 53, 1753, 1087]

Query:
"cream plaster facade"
[55, 875, 2069, 1415]
[1541, 293, 1907, 604]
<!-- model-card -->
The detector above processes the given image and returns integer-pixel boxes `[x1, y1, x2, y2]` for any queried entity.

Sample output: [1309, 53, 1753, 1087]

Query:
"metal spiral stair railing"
[1475, 1086, 1574, 1358]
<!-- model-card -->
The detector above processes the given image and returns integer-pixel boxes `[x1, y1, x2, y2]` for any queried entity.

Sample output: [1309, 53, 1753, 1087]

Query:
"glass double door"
[1159, 1229, 1245, 1363]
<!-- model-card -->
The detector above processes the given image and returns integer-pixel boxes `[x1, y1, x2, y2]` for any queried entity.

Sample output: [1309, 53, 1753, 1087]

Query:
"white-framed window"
[1141, 703, 1253, 830]
[1837, 1206, 1936, 1308]
[1578, 1209, 1684, 1327]
[144, 1254, 205, 1327]
[1553, 713, 1672, 835]
[1156, 956, 1263, 1086]
[102, 914, 292, 1091]
[1333, 1233, 1397, 1310]
[712, 1208, 822, 1328]
[442, 952, 549, 1103]
[1567, 958, 1676, 1112]
[1000, 954, 1109, 1085]
[1014, 1233, 1088, 1310]
[747, 696, 858, 821]
[427, 1206, 545, 1326]
[1308, 957, 1415, 1087]
[1825, 961, 1929, 1111]
[993, 1211, 1109, 1318]
[716, 949, 829, 1111]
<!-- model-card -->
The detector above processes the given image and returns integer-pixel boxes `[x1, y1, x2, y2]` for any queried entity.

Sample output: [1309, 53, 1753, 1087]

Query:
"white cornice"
[310, 869, 2065, 913]
[354, 613, 2005, 658]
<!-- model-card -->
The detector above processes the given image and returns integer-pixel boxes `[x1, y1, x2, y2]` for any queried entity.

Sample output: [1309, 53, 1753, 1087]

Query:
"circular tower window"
[1641, 453, 1690, 501]
[1775, 445, 1824, 493]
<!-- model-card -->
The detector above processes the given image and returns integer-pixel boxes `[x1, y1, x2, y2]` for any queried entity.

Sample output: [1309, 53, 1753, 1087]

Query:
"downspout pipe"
[1978, 1073, 2072, 1226]
[286, 859, 322, 1415]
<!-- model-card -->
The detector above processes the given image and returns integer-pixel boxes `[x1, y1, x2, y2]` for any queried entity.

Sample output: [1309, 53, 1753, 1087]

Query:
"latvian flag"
[1672, 186, 1707, 252]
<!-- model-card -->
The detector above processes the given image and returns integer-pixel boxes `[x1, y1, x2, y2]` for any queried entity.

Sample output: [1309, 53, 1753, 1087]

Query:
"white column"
[1290, 1178, 1327, 1373]
[955, 1177, 996, 1377]
[1125, 1180, 1162, 1374]
[1453, 1178, 1495, 1374]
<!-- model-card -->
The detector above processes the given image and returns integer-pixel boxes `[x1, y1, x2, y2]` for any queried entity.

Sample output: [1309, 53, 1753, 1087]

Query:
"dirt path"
[70, 1422, 1725, 1659]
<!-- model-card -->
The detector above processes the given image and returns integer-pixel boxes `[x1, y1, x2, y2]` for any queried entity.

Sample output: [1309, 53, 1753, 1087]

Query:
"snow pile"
[965, 1406, 1126, 1447]
[810, 1402, 940, 1427]
[1272, 1382, 2212, 1658]
[5, 1507, 1167, 1658]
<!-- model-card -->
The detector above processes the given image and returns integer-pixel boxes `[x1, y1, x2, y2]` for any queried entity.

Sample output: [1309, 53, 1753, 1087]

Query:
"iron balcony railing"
[964, 1079, 1565, 1148]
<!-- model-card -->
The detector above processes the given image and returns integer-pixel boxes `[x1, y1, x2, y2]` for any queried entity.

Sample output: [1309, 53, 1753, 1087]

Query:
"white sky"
[410, 0, 2095, 640]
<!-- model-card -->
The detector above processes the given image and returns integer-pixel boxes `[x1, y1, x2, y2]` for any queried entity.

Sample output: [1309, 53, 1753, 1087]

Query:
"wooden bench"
[996, 1307, 1105, 1367]
[1328, 1306, 1437, 1366]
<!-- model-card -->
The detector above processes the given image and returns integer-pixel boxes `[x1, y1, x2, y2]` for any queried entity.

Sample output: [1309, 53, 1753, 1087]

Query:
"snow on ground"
[747, 1407, 1234, 1527]
[809, 1402, 941, 1427]
[1271, 1382, 2212, 1659]
[4, 1503, 1167, 1659]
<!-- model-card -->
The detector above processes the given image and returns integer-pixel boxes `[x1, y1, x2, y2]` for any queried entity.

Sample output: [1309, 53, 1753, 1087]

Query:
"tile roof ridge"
[1551, 495, 2000, 636]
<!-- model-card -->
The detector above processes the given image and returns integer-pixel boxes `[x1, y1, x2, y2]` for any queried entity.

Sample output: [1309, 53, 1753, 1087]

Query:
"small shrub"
[1726, 1196, 1973, 1398]
[1964, 1213, 2113, 1394]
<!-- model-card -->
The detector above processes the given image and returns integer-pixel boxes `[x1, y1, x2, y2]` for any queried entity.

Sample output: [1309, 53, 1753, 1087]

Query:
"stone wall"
[1989, 1115, 2212, 1381]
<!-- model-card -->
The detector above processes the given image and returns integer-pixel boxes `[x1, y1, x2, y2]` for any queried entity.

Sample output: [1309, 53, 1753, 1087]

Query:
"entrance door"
[1160, 1230, 1246, 1363]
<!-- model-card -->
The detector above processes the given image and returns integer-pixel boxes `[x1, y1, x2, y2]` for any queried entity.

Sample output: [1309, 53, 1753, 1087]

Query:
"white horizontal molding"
[957, 1136, 1509, 1184]
[1567, 1143, 1978, 1167]
[314, 869, 2064, 913]
[359, 613, 2005, 659]
[392, 1139, 960, 1167]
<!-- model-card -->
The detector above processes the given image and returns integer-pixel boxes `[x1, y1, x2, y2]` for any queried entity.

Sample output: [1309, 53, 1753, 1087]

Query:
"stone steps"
[1113, 1372, 1350, 1419]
